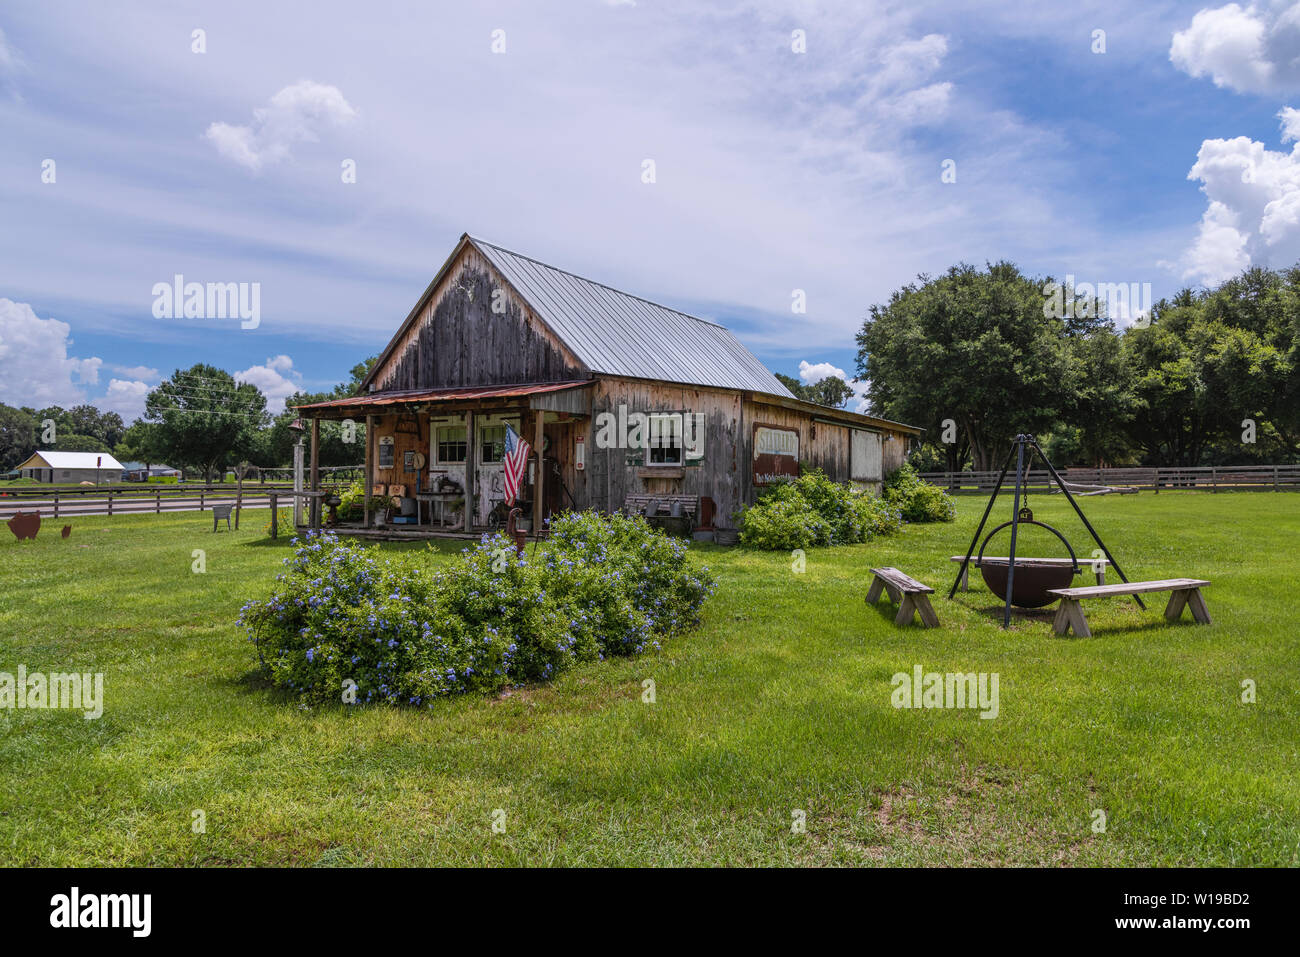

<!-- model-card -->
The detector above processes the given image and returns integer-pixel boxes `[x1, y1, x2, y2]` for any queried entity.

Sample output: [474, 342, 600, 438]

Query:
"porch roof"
[295, 380, 591, 418]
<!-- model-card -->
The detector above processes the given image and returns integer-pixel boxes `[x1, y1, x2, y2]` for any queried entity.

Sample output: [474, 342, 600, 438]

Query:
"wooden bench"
[623, 494, 700, 524]
[950, 555, 1110, 591]
[211, 503, 233, 532]
[866, 567, 940, 627]
[1047, 578, 1211, 637]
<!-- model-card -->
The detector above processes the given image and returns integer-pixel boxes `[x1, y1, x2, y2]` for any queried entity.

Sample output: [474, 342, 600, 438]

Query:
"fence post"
[107, 490, 113, 516]
[1211, 467, 1217, 493]
[156, 489, 161, 513]
[52, 490, 59, 518]
[1274, 465, 1279, 492]
[200, 490, 205, 511]
[270, 493, 278, 539]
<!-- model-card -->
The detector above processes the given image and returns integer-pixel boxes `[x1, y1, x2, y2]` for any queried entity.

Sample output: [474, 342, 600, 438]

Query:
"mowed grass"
[1, 492, 1297, 866]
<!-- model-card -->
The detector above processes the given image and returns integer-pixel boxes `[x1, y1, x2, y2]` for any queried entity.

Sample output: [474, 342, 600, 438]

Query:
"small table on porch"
[416, 492, 462, 528]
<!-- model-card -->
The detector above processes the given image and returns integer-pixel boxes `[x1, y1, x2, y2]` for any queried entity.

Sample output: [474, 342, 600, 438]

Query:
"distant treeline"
[0, 357, 376, 479]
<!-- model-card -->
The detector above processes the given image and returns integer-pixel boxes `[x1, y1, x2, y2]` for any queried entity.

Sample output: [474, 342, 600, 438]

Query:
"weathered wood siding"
[362, 388, 913, 524]
[881, 432, 908, 475]
[373, 245, 588, 391]
[582, 379, 746, 520]
[367, 412, 429, 496]
[576, 383, 913, 523]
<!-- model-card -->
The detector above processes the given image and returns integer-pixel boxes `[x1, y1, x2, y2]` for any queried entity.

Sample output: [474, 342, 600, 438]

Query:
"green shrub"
[884, 464, 956, 523]
[736, 468, 901, 550]
[238, 513, 715, 706]
[737, 490, 830, 550]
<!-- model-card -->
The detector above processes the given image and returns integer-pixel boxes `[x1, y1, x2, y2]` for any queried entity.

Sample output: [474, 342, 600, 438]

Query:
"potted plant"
[367, 494, 391, 525]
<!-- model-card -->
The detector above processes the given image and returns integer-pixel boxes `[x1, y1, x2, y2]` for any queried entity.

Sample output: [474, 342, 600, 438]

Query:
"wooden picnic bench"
[623, 493, 700, 522]
[1047, 578, 1211, 637]
[950, 555, 1110, 591]
[866, 567, 940, 627]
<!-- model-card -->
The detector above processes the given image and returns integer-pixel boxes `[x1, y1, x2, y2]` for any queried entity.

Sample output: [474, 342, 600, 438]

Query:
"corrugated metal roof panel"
[470, 237, 796, 398]
[19, 451, 124, 470]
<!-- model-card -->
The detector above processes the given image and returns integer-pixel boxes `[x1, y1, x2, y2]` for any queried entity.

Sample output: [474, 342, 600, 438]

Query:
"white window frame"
[433, 422, 468, 466]
[476, 414, 521, 466]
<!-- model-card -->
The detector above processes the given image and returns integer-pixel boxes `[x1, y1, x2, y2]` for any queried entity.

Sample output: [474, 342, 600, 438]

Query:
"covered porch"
[293, 382, 592, 540]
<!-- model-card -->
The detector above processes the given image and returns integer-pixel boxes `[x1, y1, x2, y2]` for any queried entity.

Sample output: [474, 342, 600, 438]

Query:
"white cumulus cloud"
[0, 298, 103, 407]
[101, 378, 151, 423]
[1171, 2, 1300, 94]
[1181, 111, 1300, 283]
[236, 354, 302, 413]
[796, 360, 872, 414]
[798, 359, 848, 384]
[205, 80, 358, 171]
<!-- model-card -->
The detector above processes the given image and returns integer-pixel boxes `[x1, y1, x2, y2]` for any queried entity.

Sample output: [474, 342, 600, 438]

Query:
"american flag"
[503, 423, 531, 505]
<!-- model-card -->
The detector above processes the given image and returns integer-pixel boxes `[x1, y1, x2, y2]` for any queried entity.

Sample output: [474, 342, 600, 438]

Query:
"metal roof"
[468, 237, 796, 398]
[296, 381, 590, 412]
[18, 451, 124, 471]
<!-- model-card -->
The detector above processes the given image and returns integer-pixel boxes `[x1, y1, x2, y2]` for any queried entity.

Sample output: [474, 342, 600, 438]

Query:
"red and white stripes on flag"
[503, 423, 531, 506]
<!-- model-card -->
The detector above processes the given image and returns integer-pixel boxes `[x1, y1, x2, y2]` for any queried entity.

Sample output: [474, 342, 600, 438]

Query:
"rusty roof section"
[295, 381, 591, 412]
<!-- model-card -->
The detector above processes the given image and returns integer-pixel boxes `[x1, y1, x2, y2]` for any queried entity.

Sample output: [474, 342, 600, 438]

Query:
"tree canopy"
[775, 373, 856, 409]
[856, 261, 1300, 469]
[143, 364, 269, 479]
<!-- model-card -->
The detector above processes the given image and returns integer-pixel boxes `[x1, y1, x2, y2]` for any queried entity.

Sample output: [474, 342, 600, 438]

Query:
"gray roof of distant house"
[470, 237, 795, 397]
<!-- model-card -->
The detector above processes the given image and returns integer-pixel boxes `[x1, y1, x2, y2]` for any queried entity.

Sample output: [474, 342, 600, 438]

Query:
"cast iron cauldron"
[976, 516, 1079, 608]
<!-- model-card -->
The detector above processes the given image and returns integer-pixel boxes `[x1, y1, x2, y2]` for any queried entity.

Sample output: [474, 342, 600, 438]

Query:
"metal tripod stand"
[949, 434, 1142, 627]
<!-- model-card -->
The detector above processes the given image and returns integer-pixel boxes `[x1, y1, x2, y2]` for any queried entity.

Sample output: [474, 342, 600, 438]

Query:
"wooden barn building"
[297, 234, 919, 536]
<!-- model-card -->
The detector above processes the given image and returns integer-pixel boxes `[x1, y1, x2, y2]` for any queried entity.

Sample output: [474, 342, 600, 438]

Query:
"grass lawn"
[1, 492, 1297, 866]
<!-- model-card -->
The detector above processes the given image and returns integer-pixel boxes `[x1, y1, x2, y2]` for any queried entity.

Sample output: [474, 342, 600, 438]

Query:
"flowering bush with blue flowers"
[238, 513, 714, 706]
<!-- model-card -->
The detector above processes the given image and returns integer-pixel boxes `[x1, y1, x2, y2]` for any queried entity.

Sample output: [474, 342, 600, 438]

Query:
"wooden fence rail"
[919, 465, 1300, 492]
[0, 479, 354, 520]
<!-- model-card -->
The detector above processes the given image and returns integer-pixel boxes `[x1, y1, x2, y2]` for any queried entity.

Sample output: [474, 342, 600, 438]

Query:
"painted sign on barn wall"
[752, 423, 800, 486]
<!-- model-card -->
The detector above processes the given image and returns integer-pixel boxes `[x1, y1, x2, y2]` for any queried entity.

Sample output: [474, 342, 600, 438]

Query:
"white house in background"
[16, 450, 125, 484]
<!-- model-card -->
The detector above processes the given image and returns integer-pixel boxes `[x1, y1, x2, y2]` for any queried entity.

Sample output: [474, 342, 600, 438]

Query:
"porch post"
[533, 411, 545, 537]
[309, 417, 320, 530]
[463, 410, 475, 533]
[363, 413, 374, 528]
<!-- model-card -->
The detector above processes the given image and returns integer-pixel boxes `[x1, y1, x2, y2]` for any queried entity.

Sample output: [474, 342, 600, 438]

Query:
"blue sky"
[4, 0, 1300, 421]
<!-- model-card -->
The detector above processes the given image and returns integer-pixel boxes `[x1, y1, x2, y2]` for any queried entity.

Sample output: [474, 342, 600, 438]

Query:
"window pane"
[480, 425, 506, 463]
[647, 415, 683, 464]
[437, 426, 467, 463]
